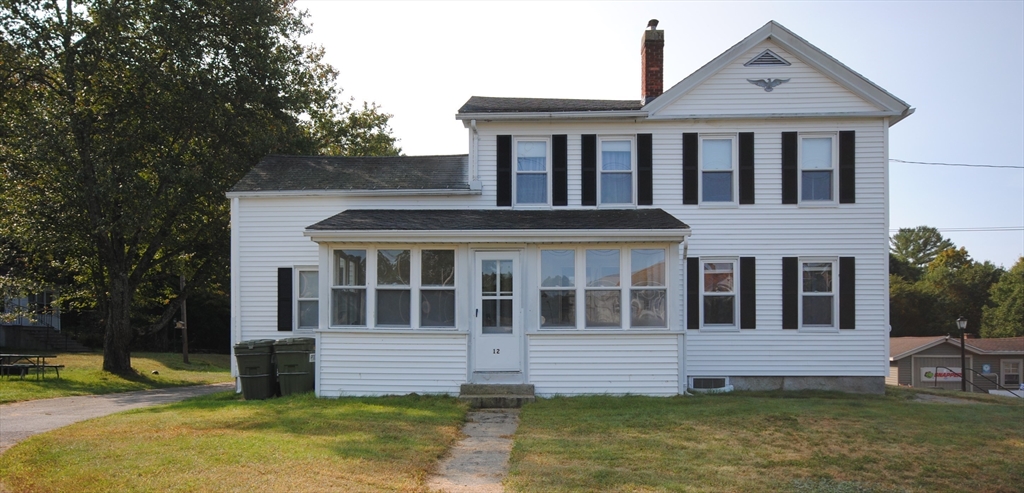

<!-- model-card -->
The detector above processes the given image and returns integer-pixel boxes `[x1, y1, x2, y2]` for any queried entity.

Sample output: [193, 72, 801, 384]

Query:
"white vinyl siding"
[658, 40, 880, 117]
[528, 333, 680, 396]
[317, 332, 467, 396]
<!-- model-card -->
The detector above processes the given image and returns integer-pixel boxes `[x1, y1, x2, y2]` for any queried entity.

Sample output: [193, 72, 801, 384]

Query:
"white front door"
[473, 251, 523, 373]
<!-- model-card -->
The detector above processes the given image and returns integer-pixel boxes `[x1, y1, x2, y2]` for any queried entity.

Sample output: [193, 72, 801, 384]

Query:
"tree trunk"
[102, 273, 134, 373]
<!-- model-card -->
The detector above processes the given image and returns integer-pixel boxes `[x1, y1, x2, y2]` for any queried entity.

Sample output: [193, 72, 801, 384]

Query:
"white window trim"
[513, 137, 552, 208]
[699, 257, 739, 332]
[294, 266, 319, 331]
[798, 133, 838, 206]
[698, 134, 738, 207]
[1002, 359, 1022, 387]
[536, 245, 671, 331]
[329, 246, 458, 331]
[597, 136, 636, 208]
[798, 257, 839, 332]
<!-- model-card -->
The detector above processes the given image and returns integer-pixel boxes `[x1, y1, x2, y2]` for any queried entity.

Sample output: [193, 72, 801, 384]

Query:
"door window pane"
[482, 260, 497, 295]
[482, 299, 513, 334]
[499, 260, 513, 295]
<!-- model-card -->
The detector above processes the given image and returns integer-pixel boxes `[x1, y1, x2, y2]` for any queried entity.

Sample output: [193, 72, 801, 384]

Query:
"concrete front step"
[458, 384, 536, 409]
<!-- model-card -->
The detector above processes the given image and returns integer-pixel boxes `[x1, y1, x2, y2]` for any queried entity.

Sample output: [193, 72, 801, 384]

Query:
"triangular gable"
[644, 21, 913, 125]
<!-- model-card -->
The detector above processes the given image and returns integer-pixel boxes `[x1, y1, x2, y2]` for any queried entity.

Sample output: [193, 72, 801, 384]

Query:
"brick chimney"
[641, 20, 664, 104]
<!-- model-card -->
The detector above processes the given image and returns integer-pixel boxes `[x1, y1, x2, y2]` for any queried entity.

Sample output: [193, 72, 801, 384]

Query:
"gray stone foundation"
[729, 376, 885, 394]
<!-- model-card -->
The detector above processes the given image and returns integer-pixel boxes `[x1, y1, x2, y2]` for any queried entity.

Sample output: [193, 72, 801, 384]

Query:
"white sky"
[297, 0, 1024, 268]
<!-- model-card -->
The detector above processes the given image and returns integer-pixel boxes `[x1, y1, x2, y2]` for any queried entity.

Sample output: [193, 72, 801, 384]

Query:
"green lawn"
[0, 352, 233, 404]
[0, 392, 467, 493]
[505, 388, 1024, 493]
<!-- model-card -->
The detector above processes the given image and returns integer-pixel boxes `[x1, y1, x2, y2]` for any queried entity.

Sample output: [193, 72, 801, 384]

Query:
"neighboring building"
[228, 21, 914, 397]
[889, 336, 1024, 393]
[0, 292, 62, 350]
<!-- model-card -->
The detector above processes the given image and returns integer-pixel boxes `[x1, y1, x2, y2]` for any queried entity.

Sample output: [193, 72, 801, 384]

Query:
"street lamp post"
[957, 316, 967, 392]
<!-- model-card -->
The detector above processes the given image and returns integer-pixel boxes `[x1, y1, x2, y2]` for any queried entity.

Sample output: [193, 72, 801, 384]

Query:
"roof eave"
[226, 188, 480, 199]
[305, 228, 690, 243]
[456, 110, 648, 121]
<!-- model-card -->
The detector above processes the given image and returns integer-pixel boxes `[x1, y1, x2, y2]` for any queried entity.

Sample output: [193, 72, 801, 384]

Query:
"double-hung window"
[376, 249, 411, 326]
[700, 137, 736, 203]
[420, 250, 456, 327]
[515, 139, 549, 205]
[540, 250, 575, 327]
[801, 260, 836, 327]
[331, 248, 456, 329]
[702, 260, 736, 327]
[1002, 360, 1021, 387]
[800, 135, 836, 202]
[630, 249, 666, 327]
[332, 250, 367, 326]
[600, 139, 633, 205]
[296, 269, 319, 329]
[585, 249, 621, 327]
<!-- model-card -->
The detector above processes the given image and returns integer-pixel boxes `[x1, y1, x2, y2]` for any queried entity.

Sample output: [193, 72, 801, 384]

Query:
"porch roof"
[304, 209, 690, 243]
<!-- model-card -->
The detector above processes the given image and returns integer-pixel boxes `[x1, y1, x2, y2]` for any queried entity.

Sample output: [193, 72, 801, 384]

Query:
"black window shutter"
[682, 133, 698, 205]
[739, 132, 755, 204]
[553, 135, 568, 206]
[496, 135, 512, 207]
[839, 131, 856, 204]
[687, 257, 699, 329]
[781, 132, 798, 204]
[277, 267, 293, 332]
[782, 257, 798, 329]
[581, 134, 597, 206]
[637, 134, 653, 205]
[839, 257, 856, 329]
[740, 257, 756, 329]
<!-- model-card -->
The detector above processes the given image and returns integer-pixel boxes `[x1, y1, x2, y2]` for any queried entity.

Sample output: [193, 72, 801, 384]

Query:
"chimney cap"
[647, 19, 659, 30]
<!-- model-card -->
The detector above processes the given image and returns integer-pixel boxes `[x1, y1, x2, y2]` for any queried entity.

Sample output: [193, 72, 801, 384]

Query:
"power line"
[890, 158, 1024, 169]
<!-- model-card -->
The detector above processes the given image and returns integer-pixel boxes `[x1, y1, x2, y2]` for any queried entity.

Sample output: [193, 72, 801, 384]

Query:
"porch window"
[586, 249, 621, 327]
[631, 249, 666, 327]
[420, 250, 455, 327]
[332, 250, 367, 326]
[540, 250, 575, 327]
[376, 249, 411, 326]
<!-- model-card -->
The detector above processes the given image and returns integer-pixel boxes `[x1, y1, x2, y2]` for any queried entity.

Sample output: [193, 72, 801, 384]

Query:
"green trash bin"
[234, 339, 277, 400]
[274, 337, 315, 396]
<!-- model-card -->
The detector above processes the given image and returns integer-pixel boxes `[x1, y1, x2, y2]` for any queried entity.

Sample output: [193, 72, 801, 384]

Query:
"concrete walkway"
[427, 408, 520, 493]
[0, 382, 235, 453]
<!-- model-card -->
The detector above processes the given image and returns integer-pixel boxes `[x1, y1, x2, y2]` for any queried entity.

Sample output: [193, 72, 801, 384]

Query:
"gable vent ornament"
[745, 49, 790, 66]
[747, 78, 790, 92]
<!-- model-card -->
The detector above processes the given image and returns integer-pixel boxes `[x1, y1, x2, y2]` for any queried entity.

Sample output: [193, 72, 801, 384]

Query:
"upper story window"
[599, 138, 634, 205]
[700, 136, 736, 203]
[801, 260, 835, 327]
[296, 269, 319, 329]
[800, 135, 836, 202]
[515, 139, 549, 205]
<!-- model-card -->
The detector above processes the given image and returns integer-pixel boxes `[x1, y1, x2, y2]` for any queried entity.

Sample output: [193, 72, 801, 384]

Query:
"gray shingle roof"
[308, 209, 688, 232]
[458, 96, 643, 114]
[230, 154, 469, 192]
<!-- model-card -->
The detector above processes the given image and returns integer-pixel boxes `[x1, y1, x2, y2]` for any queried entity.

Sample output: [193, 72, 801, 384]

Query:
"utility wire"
[890, 159, 1023, 169]
[889, 227, 1023, 233]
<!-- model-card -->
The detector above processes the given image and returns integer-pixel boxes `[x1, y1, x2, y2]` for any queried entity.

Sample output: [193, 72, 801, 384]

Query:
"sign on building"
[921, 367, 961, 382]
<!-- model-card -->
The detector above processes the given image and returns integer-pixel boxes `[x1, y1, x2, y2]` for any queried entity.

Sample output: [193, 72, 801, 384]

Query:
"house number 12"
[493, 349, 500, 354]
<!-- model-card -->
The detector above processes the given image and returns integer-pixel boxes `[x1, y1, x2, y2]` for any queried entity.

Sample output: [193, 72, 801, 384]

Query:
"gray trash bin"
[234, 339, 277, 400]
[273, 337, 316, 396]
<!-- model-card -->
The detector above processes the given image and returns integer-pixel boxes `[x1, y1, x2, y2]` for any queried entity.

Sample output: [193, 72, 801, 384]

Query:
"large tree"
[890, 226, 954, 269]
[0, 0, 399, 372]
[982, 257, 1024, 338]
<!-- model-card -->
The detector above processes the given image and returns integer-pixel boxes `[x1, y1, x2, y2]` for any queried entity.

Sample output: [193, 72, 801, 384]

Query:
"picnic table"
[0, 354, 62, 380]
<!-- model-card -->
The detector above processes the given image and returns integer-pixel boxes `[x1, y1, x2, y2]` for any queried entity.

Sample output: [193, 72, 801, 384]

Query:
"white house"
[227, 21, 912, 397]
